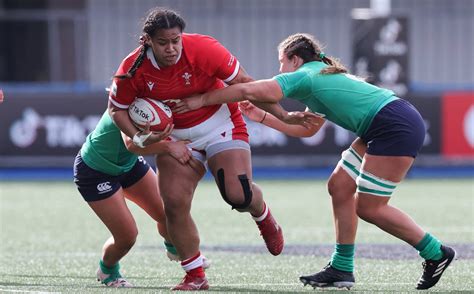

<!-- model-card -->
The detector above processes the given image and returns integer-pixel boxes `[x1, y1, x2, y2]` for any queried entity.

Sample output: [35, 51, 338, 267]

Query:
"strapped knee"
[356, 169, 399, 197]
[338, 147, 362, 181]
[216, 168, 253, 210]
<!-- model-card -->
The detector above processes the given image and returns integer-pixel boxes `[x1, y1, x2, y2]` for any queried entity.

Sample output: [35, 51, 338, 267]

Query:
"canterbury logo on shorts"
[97, 182, 112, 194]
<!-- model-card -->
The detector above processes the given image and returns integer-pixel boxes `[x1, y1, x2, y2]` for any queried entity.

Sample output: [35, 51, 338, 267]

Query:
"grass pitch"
[0, 179, 473, 293]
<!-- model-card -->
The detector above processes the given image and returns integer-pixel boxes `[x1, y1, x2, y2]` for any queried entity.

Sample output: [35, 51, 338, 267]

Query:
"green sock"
[164, 241, 178, 255]
[99, 260, 120, 275]
[415, 233, 443, 261]
[330, 244, 355, 272]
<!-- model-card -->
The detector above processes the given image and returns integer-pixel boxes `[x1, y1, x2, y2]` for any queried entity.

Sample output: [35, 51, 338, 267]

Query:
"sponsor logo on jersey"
[147, 81, 155, 91]
[97, 182, 112, 194]
[182, 72, 192, 86]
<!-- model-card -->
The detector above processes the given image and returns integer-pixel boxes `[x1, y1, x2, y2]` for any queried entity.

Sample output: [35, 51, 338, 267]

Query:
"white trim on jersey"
[175, 49, 182, 64]
[223, 60, 240, 83]
[146, 47, 182, 70]
[108, 97, 129, 109]
[147, 47, 160, 70]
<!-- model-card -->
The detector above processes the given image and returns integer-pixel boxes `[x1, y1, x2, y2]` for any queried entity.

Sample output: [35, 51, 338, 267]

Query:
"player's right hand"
[146, 123, 174, 145]
[134, 123, 174, 148]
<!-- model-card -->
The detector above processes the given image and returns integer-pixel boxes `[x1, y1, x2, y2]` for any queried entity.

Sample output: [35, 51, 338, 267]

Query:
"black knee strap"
[216, 168, 253, 210]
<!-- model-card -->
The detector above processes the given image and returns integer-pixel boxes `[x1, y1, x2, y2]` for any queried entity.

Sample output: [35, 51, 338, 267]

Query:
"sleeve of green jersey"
[273, 71, 311, 101]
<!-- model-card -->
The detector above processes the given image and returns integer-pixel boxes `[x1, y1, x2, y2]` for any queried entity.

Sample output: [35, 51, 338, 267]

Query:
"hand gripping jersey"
[109, 33, 242, 129]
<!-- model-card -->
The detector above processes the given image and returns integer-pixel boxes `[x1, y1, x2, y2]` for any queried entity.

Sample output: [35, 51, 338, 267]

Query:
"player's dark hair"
[278, 33, 347, 75]
[114, 7, 186, 79]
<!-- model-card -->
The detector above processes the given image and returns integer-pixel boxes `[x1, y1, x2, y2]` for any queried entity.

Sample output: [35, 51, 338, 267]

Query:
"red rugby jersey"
[109, 33, 240, 128]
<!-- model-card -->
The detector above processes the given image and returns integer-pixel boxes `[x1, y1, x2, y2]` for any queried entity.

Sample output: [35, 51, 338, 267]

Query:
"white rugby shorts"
[170, 104, 250, 164]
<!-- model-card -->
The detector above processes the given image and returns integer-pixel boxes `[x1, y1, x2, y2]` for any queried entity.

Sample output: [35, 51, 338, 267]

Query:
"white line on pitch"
[0, 289, 61, 294]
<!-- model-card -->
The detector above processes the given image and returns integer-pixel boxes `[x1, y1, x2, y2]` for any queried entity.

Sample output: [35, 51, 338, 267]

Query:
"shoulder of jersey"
[115, 46, 152, 80]
[121, 46, 146, 69]
[183, 33, 220, 66]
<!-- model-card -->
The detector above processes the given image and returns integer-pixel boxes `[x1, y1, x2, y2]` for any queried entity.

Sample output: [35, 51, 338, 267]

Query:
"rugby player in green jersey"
[174, 33, 456, 290]
[74, 111, 208, 287]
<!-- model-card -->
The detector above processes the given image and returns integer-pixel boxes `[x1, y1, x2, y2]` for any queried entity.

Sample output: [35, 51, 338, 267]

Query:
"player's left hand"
[167, 140, 192, 164]
[172, 95, 204, 114]
[281, 111, 322, 128]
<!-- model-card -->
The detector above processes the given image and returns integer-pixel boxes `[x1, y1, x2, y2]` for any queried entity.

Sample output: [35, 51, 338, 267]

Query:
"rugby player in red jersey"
[107, 7, 284, 291]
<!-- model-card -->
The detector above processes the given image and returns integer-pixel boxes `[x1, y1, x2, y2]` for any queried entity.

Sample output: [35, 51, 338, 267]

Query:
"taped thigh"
[337, 147, 363, 181]
[356, 169, 399, 197]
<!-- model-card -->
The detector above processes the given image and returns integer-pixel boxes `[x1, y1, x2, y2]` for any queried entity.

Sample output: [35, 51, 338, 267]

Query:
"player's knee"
[327, 175, 355, 200]
[356, 203, 387, 226]
[327, 176, 343, 197]
[164, 200, 191, 220]
[115, 228, 138, 251]
[216, 168, 253, 210]
[355, 204, 376, 223]
[224, 184, 251, 205]
[160, 188, 193, 218]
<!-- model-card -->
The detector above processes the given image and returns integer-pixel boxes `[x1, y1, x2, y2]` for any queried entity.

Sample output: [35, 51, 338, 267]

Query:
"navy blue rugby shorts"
[361, 98, 425, 158]
[73, 152, 151, 202]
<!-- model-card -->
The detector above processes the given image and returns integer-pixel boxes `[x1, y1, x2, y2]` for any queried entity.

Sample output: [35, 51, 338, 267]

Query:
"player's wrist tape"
[132, 132, 152, 148]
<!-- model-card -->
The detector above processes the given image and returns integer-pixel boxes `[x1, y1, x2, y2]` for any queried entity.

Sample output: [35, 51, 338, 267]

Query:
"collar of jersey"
[146, 47, 182, 70]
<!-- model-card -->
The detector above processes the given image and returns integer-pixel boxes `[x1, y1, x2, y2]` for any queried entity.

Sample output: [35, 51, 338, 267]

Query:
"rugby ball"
[128, 98, 173, 132]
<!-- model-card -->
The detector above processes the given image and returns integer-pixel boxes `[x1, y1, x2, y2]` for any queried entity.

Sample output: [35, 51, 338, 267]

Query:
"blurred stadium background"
[0, 0, 473, 180]
[0, 1, 473, 292]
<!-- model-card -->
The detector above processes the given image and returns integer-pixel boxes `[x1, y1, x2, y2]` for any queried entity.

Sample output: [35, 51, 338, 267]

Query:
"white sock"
[252, 202, 268, 222]
[181, 253, 203, 272]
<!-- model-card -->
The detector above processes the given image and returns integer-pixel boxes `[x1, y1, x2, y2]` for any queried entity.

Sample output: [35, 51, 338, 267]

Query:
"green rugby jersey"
[80, 111, 137, 176]
[273, 61, 397, 136]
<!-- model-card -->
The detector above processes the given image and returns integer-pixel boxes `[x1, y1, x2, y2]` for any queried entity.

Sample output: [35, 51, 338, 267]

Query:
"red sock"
[187, 266, 205, 278]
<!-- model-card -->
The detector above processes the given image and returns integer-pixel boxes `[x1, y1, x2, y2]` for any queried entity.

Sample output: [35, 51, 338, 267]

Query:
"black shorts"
[73, 153, 151, 202]
[361, 99, 426, 158]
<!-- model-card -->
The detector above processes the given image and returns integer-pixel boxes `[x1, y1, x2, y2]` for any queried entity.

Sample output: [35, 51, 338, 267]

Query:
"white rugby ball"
[128, 98, 173, 132]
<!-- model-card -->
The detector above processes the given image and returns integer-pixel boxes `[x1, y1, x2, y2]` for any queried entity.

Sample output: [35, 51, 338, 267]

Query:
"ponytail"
[114, 43, 148, 80]
[319, 53, 347, 75]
